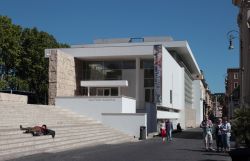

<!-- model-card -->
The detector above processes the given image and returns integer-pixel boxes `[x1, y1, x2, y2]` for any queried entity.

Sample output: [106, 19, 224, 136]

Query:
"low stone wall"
[0, 93, 28, 104]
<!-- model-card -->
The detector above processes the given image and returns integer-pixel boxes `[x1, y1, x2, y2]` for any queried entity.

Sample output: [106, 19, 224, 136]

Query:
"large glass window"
[123, 60, 136, 69]
[144, 69, 154, 87]
[140, 59, 154, 69]
[145, 88, 154, 102]
[82, 60, 135, 80]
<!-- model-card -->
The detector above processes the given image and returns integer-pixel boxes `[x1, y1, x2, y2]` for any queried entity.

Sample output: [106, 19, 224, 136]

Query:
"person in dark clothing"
[177, 123, 182, 132]
[215, 118, 223, 152]
[20, 124, 55, 138]
[165, 119, 173, 141]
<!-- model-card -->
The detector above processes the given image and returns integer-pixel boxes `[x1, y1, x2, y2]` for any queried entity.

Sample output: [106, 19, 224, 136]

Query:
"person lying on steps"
[20, 124, 55, 138]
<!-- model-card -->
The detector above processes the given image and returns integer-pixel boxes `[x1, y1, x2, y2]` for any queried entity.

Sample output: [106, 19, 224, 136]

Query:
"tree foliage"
[0, 16, 21, 74]
[232, 105, 250, 147]
[0, 15, 69, 104]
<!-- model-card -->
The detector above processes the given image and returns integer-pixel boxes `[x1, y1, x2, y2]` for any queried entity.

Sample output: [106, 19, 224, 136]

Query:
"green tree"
[232, 105, 250, 147]
[0, 16, 69, 104]
[18, 27, 68, 104]
[0, 16, 22, 75]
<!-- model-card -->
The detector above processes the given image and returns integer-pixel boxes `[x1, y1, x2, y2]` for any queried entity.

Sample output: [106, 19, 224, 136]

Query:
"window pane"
[144, 79, 154, 87]
[123, 60, 135, 69]
[104, 69, 122, 80]
[104, 61, 122, 69]
[141, 59, 154, 69]
[111, 88, 118, 96]
[144, 69, 154, 78]
[145, 89, 150, 102]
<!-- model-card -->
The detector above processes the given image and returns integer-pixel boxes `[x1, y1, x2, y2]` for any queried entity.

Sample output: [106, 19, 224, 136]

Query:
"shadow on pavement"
[199, 160, 228, 161]
[173, 130, 203, 140]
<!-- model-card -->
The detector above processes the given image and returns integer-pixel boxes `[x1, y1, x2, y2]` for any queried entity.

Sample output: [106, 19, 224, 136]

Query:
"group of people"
[160, 119, 174, 143]
[200, 115, 231, 152]
[20, 124, 56, 138]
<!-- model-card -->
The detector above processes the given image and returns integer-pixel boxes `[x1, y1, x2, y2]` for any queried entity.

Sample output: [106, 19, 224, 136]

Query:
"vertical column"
[48, 50, 58, 105]
[136, 57, 140, 109]
[118, 87, 121, 96]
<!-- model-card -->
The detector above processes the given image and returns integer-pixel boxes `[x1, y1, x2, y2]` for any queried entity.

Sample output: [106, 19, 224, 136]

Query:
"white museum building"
[45, 37, 205, 138]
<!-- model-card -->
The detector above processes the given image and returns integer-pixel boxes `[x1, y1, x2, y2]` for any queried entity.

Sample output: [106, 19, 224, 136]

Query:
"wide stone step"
[0, 125, 113, 140]
[0, 129, 120, 149]
[0, 131, 131, 156]
[0, 119, 94, 125]
[0, 135, 133, 161]
[0, 103, 134, 161]
[0, 123, 104, 134]
[0, 124, 105, 136]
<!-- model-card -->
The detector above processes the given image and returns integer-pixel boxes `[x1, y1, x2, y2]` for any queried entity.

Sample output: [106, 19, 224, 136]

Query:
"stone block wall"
[185, 107, 196, 128]
[48, 50, 77, 105]
[0, 93, 28, 104]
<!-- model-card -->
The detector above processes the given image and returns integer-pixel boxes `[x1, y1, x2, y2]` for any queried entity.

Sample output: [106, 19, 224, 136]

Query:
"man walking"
[200, 115, 215, 151]
[165, 119, 173, 141]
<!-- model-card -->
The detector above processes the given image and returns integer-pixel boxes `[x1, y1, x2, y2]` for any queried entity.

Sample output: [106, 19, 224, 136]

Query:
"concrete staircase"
[0, 103, 135, 161]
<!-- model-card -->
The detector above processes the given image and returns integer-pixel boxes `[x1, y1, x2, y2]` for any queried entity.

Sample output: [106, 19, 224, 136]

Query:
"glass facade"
[81, 60, 135, 96]
[80, 59, 155, 100]
[82, 60, 135, 81]
[141, 59, 154, 102]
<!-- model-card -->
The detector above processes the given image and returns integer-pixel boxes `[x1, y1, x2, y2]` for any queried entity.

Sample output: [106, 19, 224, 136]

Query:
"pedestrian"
[20, 124, 56, 138]
[200, 115, 215, 151]
[165, 119, 173, 141]
[221, 117, 231, 152]
[215, 118, 223, 152]
[160, 120, 166, 143]
[177, 123, 182, 132]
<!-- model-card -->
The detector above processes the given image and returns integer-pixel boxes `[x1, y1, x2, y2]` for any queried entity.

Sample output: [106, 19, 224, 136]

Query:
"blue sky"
[0, 0, 239, 93]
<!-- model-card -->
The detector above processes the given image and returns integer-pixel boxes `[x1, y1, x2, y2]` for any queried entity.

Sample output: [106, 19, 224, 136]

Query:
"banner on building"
[153, 45, 162, 104]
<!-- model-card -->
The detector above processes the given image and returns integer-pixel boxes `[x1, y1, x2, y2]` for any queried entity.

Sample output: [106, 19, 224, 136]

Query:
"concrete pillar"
[136, 57, 140, 108]
[118, 87, 121, 96]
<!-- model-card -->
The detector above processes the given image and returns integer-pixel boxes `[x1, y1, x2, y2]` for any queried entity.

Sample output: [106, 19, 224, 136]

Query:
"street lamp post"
[226, 30, 245, 108]
[227, 30, 239, 50]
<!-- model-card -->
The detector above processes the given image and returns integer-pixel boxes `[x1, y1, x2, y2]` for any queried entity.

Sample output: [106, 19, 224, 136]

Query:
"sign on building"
[154, 45, 162, 104]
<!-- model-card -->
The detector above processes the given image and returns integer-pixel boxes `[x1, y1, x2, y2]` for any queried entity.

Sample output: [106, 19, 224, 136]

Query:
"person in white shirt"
[200, 115, 215, 151]
[221, 117, 231, 152]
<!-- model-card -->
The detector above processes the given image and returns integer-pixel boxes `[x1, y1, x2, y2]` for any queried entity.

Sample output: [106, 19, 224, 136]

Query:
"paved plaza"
[7, 128, 231, 161]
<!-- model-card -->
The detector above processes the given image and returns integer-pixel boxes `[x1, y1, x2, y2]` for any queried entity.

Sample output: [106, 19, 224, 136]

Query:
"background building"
[233, 0, 250, 106]
[225, 68, 240, 118]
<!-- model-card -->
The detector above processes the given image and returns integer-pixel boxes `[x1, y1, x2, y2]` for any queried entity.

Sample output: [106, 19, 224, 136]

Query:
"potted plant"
[229, 104, 250, 161]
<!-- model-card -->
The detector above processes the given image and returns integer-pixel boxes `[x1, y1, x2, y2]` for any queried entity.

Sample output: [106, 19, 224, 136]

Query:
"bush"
[231, 104, 250, 147]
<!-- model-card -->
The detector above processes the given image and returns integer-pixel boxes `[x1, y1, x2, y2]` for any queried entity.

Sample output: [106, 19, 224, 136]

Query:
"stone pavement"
[7, 128, 231, 161]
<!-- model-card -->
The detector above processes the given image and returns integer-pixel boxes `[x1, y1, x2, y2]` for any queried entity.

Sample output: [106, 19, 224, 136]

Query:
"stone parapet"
[0, 93, 27, 104]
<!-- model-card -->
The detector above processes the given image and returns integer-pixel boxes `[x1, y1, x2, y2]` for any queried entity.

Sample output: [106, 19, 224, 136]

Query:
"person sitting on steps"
[20, 124, 55, 138]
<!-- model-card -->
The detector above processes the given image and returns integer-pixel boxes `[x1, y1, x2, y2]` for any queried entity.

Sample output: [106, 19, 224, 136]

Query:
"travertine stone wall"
[0, 93, 28, 104]
[48, 50, 77, 105]
[185, 107, 196, 128]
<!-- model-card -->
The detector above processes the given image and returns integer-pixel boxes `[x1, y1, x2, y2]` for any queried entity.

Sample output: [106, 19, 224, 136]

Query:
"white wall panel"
[102, 113, 147, 138]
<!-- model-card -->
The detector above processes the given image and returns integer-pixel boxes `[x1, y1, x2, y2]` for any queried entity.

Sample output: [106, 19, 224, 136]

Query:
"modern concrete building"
[233, 0, 250, 106]
[45, 37, 204, 136]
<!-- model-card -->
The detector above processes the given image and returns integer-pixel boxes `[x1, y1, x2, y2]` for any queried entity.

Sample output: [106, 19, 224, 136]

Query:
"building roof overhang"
[81, 80, 128, 87]
[45, 40, 201, 75]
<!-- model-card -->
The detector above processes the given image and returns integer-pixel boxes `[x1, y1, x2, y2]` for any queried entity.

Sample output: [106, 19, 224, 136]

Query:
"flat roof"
[45, 40, 201, 75]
